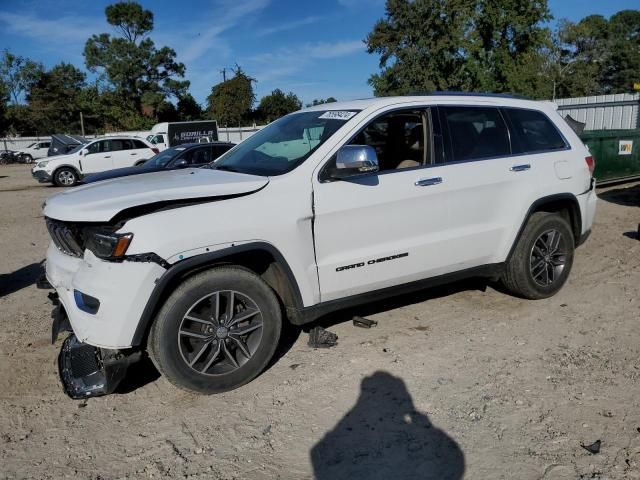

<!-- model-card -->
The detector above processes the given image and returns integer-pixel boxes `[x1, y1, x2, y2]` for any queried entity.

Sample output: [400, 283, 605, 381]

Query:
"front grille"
[46, 218, 84, 257]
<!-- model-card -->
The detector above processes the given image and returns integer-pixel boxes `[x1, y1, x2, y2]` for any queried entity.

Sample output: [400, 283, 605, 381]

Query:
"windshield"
[26, 143, 36, 148]
[212, 110, 359, 176]
[143, 146, 186, 167]
[67, 143, 85, 154]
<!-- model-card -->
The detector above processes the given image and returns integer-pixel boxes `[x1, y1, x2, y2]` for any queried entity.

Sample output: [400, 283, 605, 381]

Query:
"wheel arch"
[507, 193, 582, 262]
[52, 164, 81, 180]
[131, 242, 303, 346]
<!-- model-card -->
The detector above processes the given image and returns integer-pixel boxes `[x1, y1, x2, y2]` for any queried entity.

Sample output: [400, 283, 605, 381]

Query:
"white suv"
[42, 94, 597, 398]
[16, 140, 51, 163]
[32, 136, 158, 187]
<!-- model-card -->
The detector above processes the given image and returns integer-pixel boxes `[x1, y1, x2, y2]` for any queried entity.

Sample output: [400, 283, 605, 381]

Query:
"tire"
[53, 167, 78, 187]
[23, 154, 33, 164]
[134, 161, 146, 167]
[148, 267, 282, 394]
[502, 212, 575, 300]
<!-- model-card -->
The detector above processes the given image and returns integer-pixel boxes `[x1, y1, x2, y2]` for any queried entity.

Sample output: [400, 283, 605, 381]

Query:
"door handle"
[415, 177, 443, 186]
[104, 155, 111, 158]
[510, 164, 531, 172]
[130, 152, 137, 155]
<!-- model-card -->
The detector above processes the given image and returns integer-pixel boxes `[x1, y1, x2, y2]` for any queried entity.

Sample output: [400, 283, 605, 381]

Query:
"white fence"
[556, 93, 640, 131]
[1, 126, 265, 152]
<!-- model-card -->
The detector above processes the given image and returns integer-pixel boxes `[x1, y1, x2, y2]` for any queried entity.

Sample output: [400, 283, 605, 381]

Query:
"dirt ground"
[0, 163, 639, 479]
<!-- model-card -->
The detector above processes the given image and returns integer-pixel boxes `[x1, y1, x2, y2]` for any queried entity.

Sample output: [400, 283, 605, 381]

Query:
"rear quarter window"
[504, 108, 567, 154]
[133, 140, 148, 149]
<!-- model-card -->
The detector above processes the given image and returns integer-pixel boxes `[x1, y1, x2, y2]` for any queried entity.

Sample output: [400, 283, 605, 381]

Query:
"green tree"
[84, 2, 189, 114]
[0, 80, 8, 135]
[606, 10, 640, 93]
[365, 0, 554, 98]
[305, 97, 338, 107]
[553, 10, 640, 97]
[26, 63, 87, 133]
[176, 93, 203, 121]
[0, 50, 43, 104]
[366, 0, 476, 95]
[206, 67, 255, 126]
[552, 15, 610, 98]
[257, 89, 302, 122]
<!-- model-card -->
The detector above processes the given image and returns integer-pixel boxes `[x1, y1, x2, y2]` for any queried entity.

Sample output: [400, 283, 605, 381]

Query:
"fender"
[130, 242, 304, 346]
[506, 193, 582, 262]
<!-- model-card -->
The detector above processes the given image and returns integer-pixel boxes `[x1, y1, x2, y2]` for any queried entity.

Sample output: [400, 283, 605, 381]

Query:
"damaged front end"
[51, 301, 141, 399]
[58, 333, 141, 399]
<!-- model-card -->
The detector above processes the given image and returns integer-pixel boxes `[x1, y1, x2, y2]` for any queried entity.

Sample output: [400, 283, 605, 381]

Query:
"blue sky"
[0, 0, 638, 106]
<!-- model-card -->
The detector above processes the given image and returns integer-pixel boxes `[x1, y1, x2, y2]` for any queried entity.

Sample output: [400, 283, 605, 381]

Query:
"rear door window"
[183, 147, 212, 166]
[503, 108, 567, 153]
[439, 106, 511, 162]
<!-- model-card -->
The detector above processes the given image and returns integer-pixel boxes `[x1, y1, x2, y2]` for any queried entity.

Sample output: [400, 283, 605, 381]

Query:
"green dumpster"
[580, 129, 640, 185]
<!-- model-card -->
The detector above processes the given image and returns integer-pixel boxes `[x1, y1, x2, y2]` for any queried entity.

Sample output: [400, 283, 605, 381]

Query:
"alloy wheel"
[529, 229, 568, 287]
[57, 171, 75, 186]
[177, 290, 263, 375]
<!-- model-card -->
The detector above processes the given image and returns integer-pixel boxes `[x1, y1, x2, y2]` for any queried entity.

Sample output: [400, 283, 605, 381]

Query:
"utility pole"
[220, 68, 227, 82]
[80, 112, 85, 136]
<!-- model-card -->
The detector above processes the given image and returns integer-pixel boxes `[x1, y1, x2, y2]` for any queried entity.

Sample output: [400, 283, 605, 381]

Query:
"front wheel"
[53, 168, 78, 187]
[502, 212, 575, 299]
[22, 154, 33, 164]
[148, 267, 282, 394]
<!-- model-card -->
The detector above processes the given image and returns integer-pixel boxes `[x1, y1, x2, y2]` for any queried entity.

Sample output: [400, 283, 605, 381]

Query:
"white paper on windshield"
[318, 111, 357, 120]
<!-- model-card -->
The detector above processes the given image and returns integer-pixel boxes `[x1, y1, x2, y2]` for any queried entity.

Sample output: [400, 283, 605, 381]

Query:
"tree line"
[1, 0, 638, 137]
[366, 1, 639, 98]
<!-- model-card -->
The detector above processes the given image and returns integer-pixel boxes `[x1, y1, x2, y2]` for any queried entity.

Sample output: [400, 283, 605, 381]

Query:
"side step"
[58, 334, 141, 399]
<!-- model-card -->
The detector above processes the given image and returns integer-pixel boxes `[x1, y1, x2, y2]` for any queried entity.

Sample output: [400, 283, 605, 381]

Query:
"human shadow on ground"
[0, 262, 44, 298]
[598, 183, 640, 207]
[311, 371, 465, 480]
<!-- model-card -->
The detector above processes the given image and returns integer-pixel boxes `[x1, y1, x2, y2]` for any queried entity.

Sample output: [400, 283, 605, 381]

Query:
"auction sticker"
[619, 140, 633, 155]
[318, 111, 357, 120]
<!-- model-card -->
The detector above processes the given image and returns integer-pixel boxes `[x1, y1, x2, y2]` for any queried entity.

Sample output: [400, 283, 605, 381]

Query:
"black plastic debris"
[581, 439, 601, 454]
[353, 316, 378, 328]
[308, 326, 338, 348]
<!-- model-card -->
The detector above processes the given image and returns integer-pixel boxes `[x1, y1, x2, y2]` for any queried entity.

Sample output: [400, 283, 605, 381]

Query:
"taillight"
[585, 156, 595, 175]
[151, 148, 159, 154]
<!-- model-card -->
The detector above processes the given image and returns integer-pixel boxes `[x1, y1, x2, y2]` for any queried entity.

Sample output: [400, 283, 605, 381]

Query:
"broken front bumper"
[58, 333, 141, 399]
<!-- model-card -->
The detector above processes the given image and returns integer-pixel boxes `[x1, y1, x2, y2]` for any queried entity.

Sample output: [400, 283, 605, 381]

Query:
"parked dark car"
[82, 142, 236, 184]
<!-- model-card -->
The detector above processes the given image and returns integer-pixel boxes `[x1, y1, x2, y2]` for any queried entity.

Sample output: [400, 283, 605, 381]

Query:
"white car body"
[43, 95, 597, 351]
[16, 140, 50, 161]
[32, 136, 157, 185]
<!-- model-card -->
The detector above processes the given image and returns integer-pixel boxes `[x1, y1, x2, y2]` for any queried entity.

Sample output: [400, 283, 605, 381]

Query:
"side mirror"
[80, 149, 87, 156]
[332, 145, 379, 179]
[174, 159, 188, 168]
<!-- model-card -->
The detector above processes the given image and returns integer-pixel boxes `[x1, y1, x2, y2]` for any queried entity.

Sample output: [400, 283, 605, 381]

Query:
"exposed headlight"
[85, 231, 133, 259]
[37, 160, 50, 168]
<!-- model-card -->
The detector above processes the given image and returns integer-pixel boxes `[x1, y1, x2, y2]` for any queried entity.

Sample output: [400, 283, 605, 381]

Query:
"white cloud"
[256, 15, 323, 37]
[245, 40, 364, 82]
[0, 11, 105, 48]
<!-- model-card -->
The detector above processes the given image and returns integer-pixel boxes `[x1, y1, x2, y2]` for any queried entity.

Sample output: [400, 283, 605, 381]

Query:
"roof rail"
[406, 91, 531, 100]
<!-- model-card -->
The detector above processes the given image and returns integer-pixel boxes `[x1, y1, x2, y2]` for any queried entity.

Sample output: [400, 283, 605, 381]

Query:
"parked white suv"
[16, 140, 51, 163]
[42, 94, 597, 398]
[32, 136, 158, 187]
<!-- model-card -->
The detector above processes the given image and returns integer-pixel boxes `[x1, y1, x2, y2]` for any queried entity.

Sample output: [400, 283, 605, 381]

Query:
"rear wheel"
[148, 267, 282, 394]
[502, 212, 575, 299]
[53, 168, 78, 187]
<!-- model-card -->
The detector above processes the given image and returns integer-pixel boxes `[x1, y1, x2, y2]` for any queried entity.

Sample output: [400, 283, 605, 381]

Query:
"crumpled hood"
[43, 168, 269, 222]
